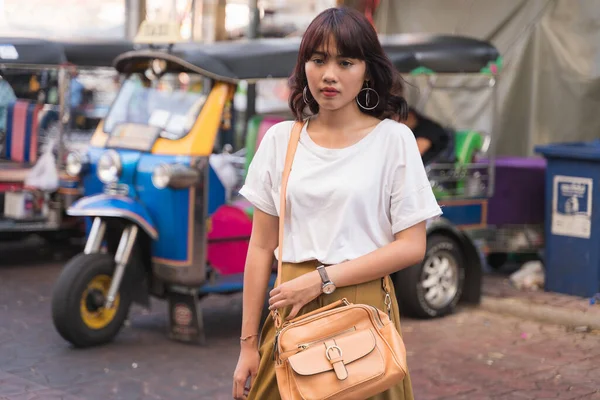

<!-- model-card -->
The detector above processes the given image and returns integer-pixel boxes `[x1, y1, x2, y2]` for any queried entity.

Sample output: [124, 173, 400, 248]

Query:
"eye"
[312, 58, 324, 65]
[340, 60, 353, 68]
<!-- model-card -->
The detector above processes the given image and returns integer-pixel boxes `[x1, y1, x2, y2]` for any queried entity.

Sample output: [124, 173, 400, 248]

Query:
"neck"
[312, 103, 366, 131]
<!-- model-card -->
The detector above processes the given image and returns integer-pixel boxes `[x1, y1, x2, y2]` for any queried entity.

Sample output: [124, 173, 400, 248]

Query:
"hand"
[268, 270, 322, 319]
[232, 346, 260, 400]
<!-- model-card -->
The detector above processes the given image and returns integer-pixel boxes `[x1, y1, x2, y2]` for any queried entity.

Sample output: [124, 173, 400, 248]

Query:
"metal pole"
[214, 0, 227, 41]
[190, 0, 196, 41]
[487, 78, 498, 198]
[57, 66, 71, 171]
[125, 0, 146, 40]
[245, 0, 260, 126]
[248, 0, 260, 39]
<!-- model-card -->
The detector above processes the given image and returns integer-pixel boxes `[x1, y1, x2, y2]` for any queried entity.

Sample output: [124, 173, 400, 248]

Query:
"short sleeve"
[238, 125, 282, 217]
[390, 125, 443, 234]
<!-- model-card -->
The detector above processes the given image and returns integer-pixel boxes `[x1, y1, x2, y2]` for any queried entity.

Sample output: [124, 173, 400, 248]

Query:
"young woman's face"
[304, 36, 367, 113]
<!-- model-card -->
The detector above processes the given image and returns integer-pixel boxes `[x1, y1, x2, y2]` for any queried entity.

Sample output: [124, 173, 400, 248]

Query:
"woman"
[233, 7, 442, 400]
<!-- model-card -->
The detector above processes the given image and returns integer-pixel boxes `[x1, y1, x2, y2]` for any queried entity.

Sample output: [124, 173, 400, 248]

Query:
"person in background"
[0, 74, 17, 155]
[401, 107, 451, 165]
[384, 81, 451, 165]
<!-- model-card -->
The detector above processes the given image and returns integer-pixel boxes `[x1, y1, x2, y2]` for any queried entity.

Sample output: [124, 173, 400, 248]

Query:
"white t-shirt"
[238, 118, 443, 265]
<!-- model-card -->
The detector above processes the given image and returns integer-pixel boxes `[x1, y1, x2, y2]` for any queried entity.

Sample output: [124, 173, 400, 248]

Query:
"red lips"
[321, 87, 339, 97]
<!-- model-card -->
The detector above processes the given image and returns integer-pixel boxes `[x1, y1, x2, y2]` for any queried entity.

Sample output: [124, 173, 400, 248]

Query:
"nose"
[322, 62, 338, 84]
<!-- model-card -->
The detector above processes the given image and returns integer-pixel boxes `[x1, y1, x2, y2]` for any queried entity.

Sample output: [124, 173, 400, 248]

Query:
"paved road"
[0, 239, 599, 400]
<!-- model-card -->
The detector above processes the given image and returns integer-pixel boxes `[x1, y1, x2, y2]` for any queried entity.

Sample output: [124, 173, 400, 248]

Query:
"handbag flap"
[287, 329, 376, 376]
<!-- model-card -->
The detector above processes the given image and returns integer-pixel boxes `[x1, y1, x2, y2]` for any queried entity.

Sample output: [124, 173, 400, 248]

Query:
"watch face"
[323, 283, 336, 294]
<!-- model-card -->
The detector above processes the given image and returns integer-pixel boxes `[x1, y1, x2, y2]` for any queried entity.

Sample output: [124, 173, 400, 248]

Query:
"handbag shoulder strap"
[275, 120, 304, 286]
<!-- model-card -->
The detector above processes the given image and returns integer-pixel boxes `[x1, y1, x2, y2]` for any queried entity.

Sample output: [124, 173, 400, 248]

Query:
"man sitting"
[401, 107, 452, 165]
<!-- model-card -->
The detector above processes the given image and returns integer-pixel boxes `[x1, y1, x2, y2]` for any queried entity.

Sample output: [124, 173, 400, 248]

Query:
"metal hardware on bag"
[384, 293, 392, 318]
[281, 304, 385, 353]
[364, 305, 385, 329]
[273, 309, 281, 328]
[273, 331, 281, 362]
[325, 345, 343, 361]
[296, 326, 356, 351]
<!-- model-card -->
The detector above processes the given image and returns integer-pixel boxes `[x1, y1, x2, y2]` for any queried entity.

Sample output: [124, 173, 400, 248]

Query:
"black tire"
[51, 253, 132, 348]
[394, 234, 466, 319]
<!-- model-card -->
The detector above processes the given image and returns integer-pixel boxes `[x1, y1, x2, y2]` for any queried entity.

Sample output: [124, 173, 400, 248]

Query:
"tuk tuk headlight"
[152, 163, 200, 189]
[97, 150, 122, 184]
[151, 163, 171, 189]
[65, 151, 88, 177]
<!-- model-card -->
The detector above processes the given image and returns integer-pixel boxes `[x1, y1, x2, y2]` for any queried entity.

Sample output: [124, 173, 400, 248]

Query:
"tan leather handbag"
[272, 121, 408, 400]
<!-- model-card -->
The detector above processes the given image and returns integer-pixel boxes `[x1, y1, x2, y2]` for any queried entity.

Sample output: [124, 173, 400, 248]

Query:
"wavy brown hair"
[288, 7, 408, 121]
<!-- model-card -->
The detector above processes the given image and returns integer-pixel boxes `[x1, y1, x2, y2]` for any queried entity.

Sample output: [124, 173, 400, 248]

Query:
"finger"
[268, 293, 285, 307]
[269, 286, 280, 298]
[232, 380, 238, 399]
[287, 304, 302, 319]
[233, 380, 241, 400]
[233, 376, 246, 399]
[269, 300, 289, 310]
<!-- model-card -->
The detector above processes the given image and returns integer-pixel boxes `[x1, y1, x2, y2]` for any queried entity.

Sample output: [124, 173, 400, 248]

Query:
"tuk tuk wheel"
[394, 234, 465, 318]
[51, 253, 132, 348]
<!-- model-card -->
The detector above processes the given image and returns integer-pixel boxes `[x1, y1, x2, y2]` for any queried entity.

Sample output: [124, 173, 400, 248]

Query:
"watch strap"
[317, 265, 331, 284]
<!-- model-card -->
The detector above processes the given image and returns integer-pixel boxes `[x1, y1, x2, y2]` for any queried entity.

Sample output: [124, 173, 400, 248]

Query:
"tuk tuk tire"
[51, 253, 132, 348]
[393, 233, 465, 319]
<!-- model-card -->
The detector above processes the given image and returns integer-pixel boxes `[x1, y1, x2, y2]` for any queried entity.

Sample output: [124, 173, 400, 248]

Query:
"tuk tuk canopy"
[0, 37, 66, 66]
[61, 40, 135, 68]
[113, 33, 501, 83]
[0, 37, 134, 68]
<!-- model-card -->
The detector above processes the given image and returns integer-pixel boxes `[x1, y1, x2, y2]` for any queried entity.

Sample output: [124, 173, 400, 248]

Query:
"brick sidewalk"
[1, 241, 600, 399]
[481, 274, 600, 331]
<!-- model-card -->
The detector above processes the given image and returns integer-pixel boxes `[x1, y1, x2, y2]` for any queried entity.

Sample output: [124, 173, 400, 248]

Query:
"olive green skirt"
[247, 260, 414, 400]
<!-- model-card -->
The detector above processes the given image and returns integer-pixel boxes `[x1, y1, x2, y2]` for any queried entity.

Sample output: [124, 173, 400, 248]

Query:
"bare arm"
[240, 207, 279, 348]
[326, 221, 427, 287]
[416, 137, 432, 155]
[268, 221, 428, 317]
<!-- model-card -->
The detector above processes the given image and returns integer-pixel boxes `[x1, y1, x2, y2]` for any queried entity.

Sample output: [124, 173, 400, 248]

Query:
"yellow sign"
[135, 20, 183, 44]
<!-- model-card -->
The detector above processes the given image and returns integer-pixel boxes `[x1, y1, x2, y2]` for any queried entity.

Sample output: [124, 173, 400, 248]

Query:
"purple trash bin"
[482, 156, 547, 225]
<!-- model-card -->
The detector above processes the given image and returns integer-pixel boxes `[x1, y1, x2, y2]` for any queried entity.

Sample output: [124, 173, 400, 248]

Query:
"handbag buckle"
[325, 345, 343, 361]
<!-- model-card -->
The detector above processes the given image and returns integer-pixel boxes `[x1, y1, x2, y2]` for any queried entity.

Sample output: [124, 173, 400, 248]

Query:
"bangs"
[299, 10, 367, 61]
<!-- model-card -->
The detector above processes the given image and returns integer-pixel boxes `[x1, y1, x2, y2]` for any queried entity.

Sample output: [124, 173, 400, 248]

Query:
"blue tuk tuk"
[50, 33, 513, 348]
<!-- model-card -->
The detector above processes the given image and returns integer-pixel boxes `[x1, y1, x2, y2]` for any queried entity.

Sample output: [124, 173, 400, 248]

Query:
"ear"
[363, 66, 372, 83]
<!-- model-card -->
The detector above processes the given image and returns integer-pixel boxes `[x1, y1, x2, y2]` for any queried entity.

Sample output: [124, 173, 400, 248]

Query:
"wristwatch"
[316, 265, 336, 294]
